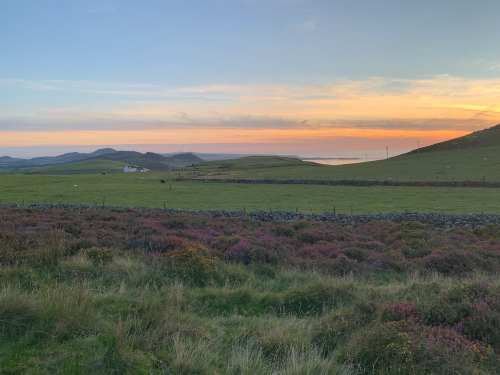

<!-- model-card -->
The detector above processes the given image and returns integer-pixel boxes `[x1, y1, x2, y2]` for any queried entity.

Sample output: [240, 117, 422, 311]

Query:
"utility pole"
[385, 146, 389, 159]
[169, 155, 172, 190]
[417, 140, 420, 158]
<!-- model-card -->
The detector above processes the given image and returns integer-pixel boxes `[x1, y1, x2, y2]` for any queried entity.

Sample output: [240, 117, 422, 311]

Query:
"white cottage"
[124, 165, 138, 172]
[124, 165, 149, 172]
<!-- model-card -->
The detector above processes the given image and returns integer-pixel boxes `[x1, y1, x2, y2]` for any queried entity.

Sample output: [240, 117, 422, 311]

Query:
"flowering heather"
[2, 207, 500, 276]
[1, 207, 500, 374]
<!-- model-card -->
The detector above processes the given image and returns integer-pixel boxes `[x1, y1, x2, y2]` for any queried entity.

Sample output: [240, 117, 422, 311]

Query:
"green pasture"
[0, 172, 499, 213]
[185, 145, 500, 182]
[26, 160, 128, 175]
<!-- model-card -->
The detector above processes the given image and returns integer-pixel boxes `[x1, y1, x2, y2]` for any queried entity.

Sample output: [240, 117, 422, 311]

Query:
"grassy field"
[1, 208, 500, 374]
[1, 172, 500, 213]
[184, 145, 500, 183]
[182, 125, 500, 182]
[26, 159, 128, 175]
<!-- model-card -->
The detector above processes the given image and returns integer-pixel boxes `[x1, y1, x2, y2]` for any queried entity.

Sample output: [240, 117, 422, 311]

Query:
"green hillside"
[92, 151, 203, 170]
[0, 148, 117, 170]
[194, 155, 315, 170]
[26, 160, 128, 175]
[182, 125, 500, 182]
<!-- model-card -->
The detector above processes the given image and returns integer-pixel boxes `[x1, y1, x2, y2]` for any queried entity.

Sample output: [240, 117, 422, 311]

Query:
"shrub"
[166, 244, 218, 286]
[416, 248, 485, 275]
[345, 319, 496, 374]
[379, 301, 421, 323]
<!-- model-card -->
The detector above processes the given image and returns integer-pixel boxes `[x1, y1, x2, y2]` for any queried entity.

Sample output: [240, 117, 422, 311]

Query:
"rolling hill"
[182, 124, 500, 182]
[0, 148, 117, 169]
[91, 151, 203, 170]
[22, 152, 204, 175]
[26, 160, 128, 175]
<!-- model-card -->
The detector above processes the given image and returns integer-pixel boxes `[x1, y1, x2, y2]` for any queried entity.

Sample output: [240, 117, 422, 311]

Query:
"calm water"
[302, 158, 378, 166]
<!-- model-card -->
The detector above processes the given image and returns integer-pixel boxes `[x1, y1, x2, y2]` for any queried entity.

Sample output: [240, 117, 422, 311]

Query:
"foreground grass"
[1, 172, 500, 213]
[2, 257, 499, 374]
[1, 208, 500, 374]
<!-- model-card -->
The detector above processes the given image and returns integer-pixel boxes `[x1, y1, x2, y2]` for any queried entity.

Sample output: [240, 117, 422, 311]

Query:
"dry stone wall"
[1, 202, 499, 228]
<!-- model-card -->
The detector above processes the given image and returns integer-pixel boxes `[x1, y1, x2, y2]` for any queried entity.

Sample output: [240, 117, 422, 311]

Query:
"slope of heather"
[0, 207, 499, 374]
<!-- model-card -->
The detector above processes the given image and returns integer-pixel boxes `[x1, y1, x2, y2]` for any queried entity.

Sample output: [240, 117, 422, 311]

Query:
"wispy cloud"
[1, 75, 499, 153]
[485, 60, 500, 71]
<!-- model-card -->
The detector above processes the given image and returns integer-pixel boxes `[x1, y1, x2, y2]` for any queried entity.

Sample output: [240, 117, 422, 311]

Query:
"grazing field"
[185, 145, 500, 183]
[1, 207, 499, 374]
[0, 172, 500, 214]
[25, 159, 128, 175]
[185, 125, 500, 182]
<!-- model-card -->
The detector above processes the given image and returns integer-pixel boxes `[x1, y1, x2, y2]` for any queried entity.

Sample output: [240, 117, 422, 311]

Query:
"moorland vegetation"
[1, 207, 500, 374]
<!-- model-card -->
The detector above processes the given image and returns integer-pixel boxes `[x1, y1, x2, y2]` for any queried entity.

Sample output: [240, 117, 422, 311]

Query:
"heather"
[1, 207, 500, 374]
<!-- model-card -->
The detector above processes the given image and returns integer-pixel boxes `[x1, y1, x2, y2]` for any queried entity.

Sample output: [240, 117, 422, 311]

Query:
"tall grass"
[1, 209, 500, 373]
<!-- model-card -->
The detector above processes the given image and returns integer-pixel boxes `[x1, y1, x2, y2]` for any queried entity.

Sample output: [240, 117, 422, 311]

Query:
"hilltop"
[1, 150, 204, 174]
[90, 151, 203, 171]
[0, 148, 117, 169]
[406, 123, 500, 155]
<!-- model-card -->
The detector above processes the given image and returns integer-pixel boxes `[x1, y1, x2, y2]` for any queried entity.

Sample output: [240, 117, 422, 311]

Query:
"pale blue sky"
[1, 0, 500, 158]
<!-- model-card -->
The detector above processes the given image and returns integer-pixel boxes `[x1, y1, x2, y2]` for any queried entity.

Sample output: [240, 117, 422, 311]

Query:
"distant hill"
[0, 148, 117, 169]
[194, 155, 316, 171]
[0, 148, 203, 173]
[27, 160, 128, 175]
[180, 125, 500, 183]
[92, 152, 203, 170]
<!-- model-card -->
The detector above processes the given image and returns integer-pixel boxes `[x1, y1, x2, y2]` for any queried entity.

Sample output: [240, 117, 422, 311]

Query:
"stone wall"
[1, 202, 499, 228]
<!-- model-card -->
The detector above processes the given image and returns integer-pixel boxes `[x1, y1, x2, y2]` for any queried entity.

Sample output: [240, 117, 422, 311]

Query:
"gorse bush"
[165, 244, 219, 286]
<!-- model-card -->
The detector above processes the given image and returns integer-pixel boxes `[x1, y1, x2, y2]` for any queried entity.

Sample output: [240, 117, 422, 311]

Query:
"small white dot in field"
[74, 185, 77, 187]
[484, 158, 487, 160]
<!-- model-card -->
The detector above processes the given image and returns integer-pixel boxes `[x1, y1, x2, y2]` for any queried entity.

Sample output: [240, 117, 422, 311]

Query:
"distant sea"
[302, 158, 370, 166]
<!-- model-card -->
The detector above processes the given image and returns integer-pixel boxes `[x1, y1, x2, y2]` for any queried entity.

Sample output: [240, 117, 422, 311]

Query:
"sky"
[1, 0, 500, 159]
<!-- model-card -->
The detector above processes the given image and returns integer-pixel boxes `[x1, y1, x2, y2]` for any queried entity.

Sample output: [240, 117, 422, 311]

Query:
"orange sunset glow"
[2, 75, 498, 158]
[2, 1, 500, 159]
